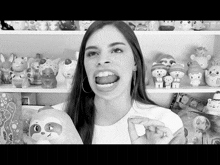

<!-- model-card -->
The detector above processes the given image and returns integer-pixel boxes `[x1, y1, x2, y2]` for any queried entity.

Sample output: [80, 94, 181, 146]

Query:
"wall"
[0, 32, 216, 107]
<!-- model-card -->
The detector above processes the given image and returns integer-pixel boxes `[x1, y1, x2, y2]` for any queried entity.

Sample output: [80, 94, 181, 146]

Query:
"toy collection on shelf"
[150, 45, 220, 89]
[0, 52, 78, 89]
[1, 20, 220, 31]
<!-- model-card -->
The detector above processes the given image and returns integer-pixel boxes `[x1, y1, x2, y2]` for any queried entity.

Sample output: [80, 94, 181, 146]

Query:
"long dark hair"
[66, 21, 156, 144]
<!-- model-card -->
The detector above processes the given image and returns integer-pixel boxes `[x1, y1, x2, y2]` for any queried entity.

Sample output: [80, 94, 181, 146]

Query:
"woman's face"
[84, 25, 136, 100]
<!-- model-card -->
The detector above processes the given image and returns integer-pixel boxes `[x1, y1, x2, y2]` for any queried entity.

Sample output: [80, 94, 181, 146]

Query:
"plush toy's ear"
[38, 106, 54, 112]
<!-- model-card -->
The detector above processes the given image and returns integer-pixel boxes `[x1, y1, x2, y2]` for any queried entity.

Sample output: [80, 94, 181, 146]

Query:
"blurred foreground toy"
[23, 107, 83, 144]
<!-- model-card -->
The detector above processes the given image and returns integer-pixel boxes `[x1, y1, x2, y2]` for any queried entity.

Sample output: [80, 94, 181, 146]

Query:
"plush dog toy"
[23, 106, 83, 144]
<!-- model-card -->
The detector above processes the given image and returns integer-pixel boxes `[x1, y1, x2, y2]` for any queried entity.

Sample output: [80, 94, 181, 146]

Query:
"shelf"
[1, 30, 220, 36]
[146, 85, 220, 94]
[0, 83, 70, 93]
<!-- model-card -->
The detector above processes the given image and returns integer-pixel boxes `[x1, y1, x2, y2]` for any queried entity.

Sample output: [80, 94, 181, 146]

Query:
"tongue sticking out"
[96, 75, 119, 85]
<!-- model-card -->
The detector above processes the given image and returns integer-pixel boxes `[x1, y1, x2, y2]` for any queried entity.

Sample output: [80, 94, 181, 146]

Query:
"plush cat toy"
[23, 106, 83, 144]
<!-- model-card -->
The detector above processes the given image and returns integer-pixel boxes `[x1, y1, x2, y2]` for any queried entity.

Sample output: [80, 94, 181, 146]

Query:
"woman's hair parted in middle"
[65, 21, 156, 144]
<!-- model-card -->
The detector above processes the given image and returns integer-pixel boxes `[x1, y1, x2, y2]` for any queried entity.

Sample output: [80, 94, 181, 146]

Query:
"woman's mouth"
[95, 71, 120, 88]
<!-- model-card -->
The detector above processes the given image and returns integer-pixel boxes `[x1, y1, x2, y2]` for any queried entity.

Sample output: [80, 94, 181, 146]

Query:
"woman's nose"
[97, 55, 111, 66]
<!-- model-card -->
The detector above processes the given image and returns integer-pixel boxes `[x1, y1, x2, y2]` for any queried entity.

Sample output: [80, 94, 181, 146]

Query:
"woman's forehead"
[86, 25, 128, 47]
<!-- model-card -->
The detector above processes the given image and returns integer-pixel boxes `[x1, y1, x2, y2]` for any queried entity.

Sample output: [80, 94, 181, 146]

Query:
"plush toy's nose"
[41, 132, 45, 135]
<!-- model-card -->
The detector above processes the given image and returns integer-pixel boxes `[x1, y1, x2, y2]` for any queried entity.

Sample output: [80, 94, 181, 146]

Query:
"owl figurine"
[24, 107, 83, 144]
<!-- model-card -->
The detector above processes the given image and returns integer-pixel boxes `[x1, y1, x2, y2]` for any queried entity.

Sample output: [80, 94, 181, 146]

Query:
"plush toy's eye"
[48, 124, 53, 131]
[33, 124, 41, 132]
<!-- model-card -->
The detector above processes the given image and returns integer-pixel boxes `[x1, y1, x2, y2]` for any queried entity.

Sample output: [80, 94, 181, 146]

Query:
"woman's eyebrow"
[85, 46, 98, 51]
[109, 42, 126, 47]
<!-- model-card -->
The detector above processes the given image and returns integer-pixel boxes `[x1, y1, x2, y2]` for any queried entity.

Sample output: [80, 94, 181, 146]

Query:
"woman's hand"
[127, 116, 174, 144]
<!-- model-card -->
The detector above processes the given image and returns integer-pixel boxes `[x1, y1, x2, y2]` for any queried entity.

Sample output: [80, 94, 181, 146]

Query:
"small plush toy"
[205, 65, 220, 87]
[39, 58, 61, 88]
[169, 63, 186, 88]
[187, 61, 203, 87]
[11, 56, 30, 88]
[47, 21, 61, 31]
[23, 106, 83, 144]
[163, 75, 173, 89]
[61, 58, 77, 89]
[0, 53, 15, 84]
[151, 62, 167, 88]
[192, 21, 205, 31]
[156, 54, 176, 69]
[159, 21, 175, 31]
[178, 21, 194, 31]
[203, 91, 220, 116]
[59, 20, 77, 30]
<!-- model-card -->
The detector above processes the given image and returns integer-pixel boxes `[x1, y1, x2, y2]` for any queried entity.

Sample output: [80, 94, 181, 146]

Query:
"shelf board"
[1, 30, 220, 36]
[146, 85, 220, 93]
[0, 83, 70, 93]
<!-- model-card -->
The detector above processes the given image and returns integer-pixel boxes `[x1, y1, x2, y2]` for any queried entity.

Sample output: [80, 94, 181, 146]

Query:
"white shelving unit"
[0, 30, 220, 96]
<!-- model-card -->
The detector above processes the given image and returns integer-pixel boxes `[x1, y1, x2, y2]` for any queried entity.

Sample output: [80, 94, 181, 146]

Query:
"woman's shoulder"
[132, 101, 183, 134]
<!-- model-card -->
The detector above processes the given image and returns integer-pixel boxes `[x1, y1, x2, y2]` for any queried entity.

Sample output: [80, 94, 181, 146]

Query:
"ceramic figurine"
[205, 64, 220, 87]
[59, 20, 77, 30]
[169, 63, 186, 88]
[134, 21, 149, 31]
[148, 21, 159, 31]
[4, 21, 28, 30]
[179, 21, 193, 31]
[47, 21, 61, 31]
[36, 21, 48, 31]
[192, 21, 205, 31]
[39, 58, 61, 89]
[163, 75, 173, 89]
[151, 62, 167, 88]
[11, 56, 30, 88]
[187, 61, 203, 87]
[190, 46, 212, 86]
[26, 20, 38, 30]
[23, 106, 83, 144]
[78, 21, 94, 31]
[156, 54, 176, 69]
[203, 91, 220, 116]
[61, 58, 77, 89]
[159, 21, 175, 31]
[0, 53, 16, 84]
[27, 53, 43, 85]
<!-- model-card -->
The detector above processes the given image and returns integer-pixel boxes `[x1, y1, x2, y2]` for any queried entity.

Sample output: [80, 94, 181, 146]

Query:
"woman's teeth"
[95, 71, 119, 85]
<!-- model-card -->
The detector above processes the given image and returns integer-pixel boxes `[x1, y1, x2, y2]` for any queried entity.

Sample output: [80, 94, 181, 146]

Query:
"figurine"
[205, 64, 220, 87]
[169, 63, 186, 88]
[35, 21, 48, 31]
[187, 61, 203, 87]
[190, 46, 212, 86]
[179, 21, 193, 31]
[134, 21, 149, 31]
[0, 53, 15, 84]
[61, 58, 77, 89]
[156, 54, 176, 69]
[78, 21, 94, 31]
[11, 56, 30, 88]
[26, 20, 38, 30]
[59, 20, 77, 30]
[23, 106, 83, 144]
[27, 53, 43, 85]
[47, 21, 61, 31]
[151, 62, 167, 88]
[159, 21, 175, 31]
[192, 21, 205, 31]
[163, 75, 173, 89]
[3, 21, 28, 30]
[39, 58, 61, 88]
[203, 91, 220, 116]
[148, 21, 159, 31]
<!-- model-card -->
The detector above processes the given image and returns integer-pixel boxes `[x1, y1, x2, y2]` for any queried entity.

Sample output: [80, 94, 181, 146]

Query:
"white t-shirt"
[92, 101, 183, 144]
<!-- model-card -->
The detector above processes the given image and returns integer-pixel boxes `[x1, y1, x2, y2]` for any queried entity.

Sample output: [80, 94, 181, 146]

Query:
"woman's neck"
[94, 94, 133, 126]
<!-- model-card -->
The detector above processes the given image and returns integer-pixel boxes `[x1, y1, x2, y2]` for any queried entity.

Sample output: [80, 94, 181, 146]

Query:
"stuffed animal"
[151, 62, 167, 88]
[187, 61, 203, 87]
[39, 58, 61, 88]
[60, 58, 77, 89]
[23, 106, 83, 144]
[0, 53, 16, 84]
[11, 56, 30, 88]
[169, 63, 186, 88]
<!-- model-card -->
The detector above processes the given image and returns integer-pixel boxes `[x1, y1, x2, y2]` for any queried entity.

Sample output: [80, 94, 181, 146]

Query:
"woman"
[65, 21, 186, 144]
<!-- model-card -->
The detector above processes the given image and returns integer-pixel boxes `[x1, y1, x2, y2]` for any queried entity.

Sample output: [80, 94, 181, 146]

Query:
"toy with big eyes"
[24, 107, 83, 144]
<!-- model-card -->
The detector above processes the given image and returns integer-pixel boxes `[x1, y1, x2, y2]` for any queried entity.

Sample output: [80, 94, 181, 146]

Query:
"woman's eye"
[86, 51, 98, 57]
[111, 48, 123, 53]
